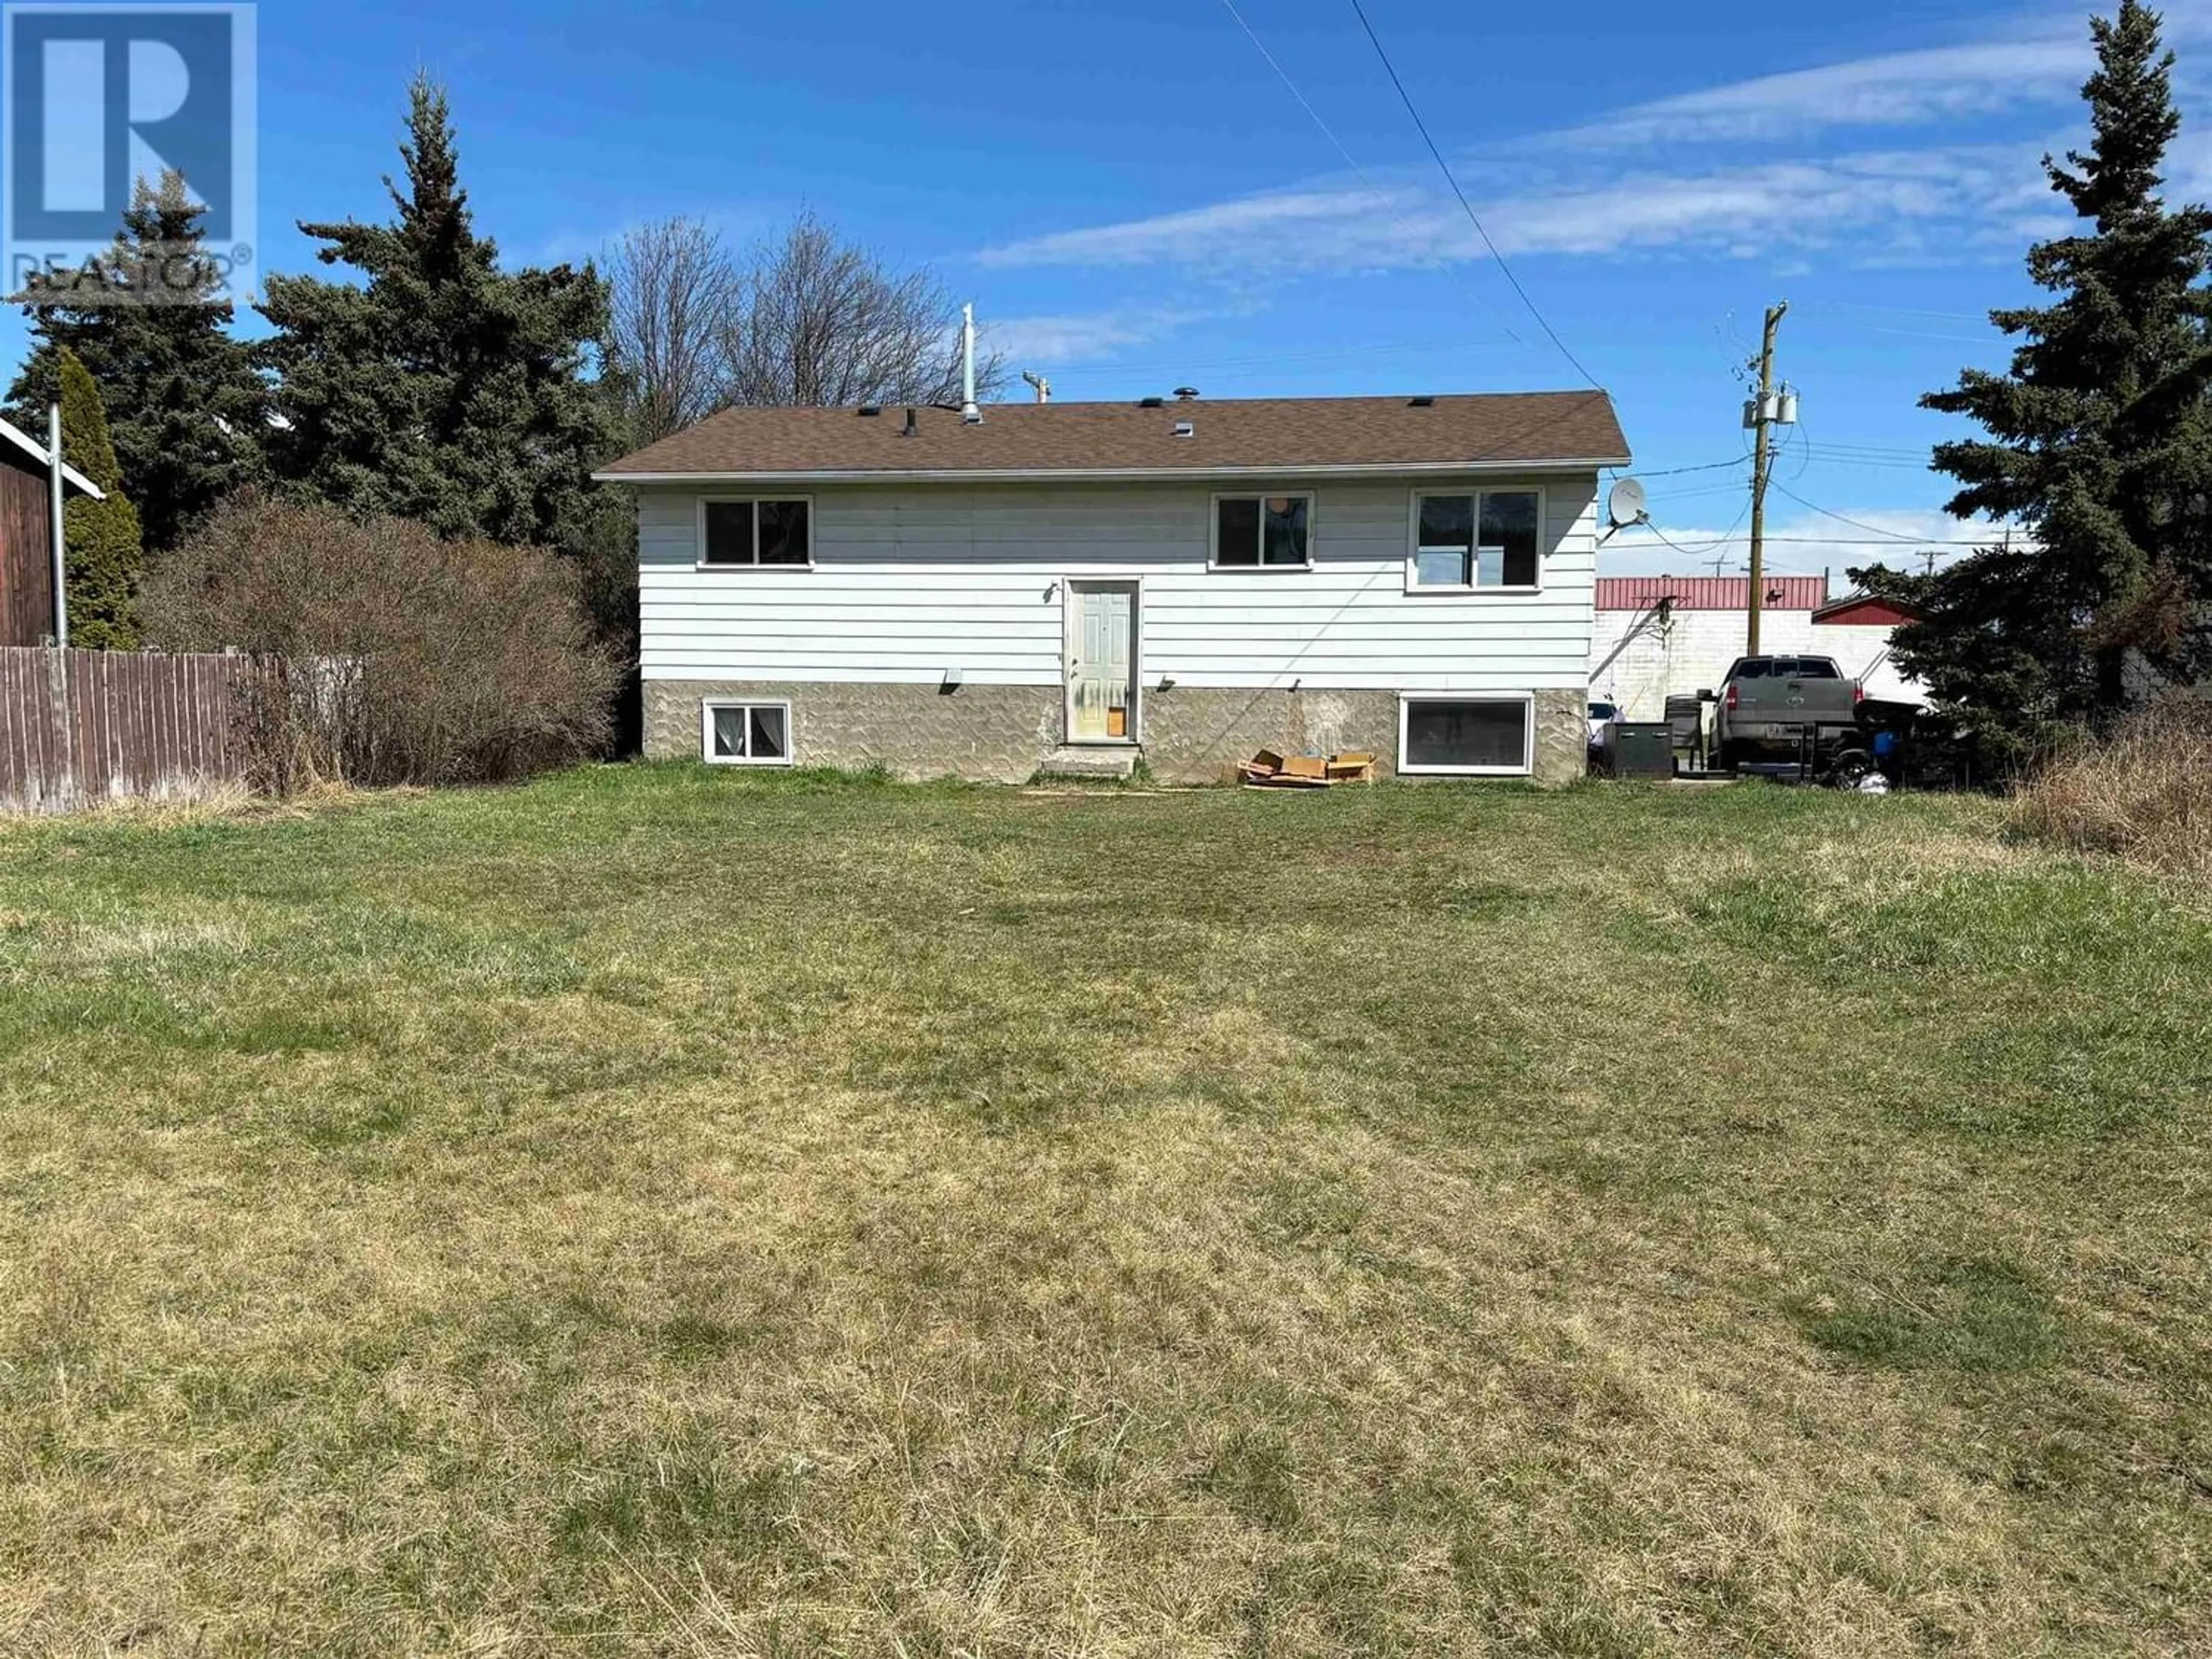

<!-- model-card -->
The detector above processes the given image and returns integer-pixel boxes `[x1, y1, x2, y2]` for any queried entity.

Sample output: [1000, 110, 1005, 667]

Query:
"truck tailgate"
[1734, 671, 1853, 732]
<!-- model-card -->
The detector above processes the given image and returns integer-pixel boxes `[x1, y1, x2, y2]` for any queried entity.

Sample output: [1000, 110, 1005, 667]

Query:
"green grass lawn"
[2, 768, 2210, 1656]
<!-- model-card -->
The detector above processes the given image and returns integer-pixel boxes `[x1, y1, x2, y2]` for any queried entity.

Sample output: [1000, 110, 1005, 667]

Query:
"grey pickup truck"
[1715, 654, 1862, 769]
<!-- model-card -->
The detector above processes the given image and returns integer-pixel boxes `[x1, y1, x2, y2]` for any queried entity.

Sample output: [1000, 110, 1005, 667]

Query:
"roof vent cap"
[1408, 395, 1435, 408]
[1174, 386, 1200, 401]
[1172, 419, 1195, 438]
[1138, 395, 1165, 409]
[858, 403, 882, 416]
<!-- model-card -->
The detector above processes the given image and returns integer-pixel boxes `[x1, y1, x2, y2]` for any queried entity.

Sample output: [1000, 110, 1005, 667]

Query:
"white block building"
[1588, 576, 1925, 717]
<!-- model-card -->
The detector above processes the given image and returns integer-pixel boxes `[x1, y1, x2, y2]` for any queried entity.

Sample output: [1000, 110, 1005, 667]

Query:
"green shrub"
[56, 346, 143, 649]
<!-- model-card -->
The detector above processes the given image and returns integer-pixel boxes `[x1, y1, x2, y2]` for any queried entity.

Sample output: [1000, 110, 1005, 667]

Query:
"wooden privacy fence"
[0, 646, 265, 813]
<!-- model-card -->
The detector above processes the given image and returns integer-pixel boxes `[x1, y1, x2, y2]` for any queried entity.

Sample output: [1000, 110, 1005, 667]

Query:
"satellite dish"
[1607, 477, 1648, 530]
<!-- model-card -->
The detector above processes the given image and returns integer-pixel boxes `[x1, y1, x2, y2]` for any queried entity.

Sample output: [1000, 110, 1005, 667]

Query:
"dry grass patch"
[2017, 698, 2212, 881]
[0, 767, 2208, 1654]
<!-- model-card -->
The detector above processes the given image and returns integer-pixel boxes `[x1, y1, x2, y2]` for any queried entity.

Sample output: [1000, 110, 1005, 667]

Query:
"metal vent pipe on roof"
[961, 304, 980, 424]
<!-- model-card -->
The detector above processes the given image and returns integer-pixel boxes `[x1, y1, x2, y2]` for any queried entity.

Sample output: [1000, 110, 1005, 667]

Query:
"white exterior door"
[1066, 581, 1137, 743]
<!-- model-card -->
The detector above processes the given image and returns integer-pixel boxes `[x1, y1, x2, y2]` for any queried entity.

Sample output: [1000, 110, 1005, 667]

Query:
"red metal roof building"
[1596, 575, 1830, 612]
[1812, 594, 1919, 627]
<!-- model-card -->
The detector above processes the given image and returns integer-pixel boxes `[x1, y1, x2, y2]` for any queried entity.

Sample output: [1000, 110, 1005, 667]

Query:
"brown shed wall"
[0, 461, 54, 647]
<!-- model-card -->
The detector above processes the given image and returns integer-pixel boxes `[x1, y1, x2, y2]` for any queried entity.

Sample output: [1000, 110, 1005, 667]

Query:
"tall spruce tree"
[56, 349, 145, 650]
[257, 75, 619, 551]
[4, 172, 269, 555]
[1859, 0, 2212, 763]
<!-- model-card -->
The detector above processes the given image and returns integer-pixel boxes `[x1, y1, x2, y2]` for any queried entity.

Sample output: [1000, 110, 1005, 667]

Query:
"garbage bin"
[1607, 722, 1676, 780]
[1664, 694, 1706, 768]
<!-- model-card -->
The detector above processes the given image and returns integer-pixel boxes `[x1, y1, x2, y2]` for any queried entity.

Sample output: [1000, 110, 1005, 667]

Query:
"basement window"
[700, 497, 812, 567]
[1409, 489, 1542, 590]
[1397, 694, 1533, 775]
[701, 700, 793, 766]
[1212, 493, 1313, 569]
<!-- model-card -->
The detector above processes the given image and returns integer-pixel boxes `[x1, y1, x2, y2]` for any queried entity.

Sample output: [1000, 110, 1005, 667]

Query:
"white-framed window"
[1397, 693, 1535, 776]
[1406, 488, 1543, 592]
[698, 497, 813, 568]
[1211, 492, 1315, 570]
[701, 699, 794, 766]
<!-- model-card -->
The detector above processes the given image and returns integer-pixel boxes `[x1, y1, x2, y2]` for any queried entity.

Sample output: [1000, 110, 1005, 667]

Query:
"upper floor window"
[701, 498, 812, 567]
[1213, 493, 1313, 569]
[1410, 489, 1541, 590]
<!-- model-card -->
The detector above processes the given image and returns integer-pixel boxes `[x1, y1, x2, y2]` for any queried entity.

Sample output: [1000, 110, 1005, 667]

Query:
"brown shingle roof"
[595, 391, 1630, 482]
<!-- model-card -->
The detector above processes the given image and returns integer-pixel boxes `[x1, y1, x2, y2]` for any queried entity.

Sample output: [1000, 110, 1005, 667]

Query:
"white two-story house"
[597, 388, 1632, 785]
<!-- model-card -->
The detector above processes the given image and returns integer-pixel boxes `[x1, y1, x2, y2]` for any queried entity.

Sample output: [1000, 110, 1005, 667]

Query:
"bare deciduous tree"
[721, 211, 1005, 410]
[603, 216, 737, 444]
[603, 210, 1003, 432]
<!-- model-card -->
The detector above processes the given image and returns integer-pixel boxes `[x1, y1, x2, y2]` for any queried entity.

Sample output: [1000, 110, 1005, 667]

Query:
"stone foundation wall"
[645, 679, 1058, 785]
[1531, 688, 1590, 788]
[646, 680, 1588, 787]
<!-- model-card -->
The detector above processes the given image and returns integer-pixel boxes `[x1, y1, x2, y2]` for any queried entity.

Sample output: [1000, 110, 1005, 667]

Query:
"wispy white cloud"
[1550, 37, 2088, 150]
[973, 6, 2212, 284]
[983, 305, 1212, 365]
[2162, 126, 2212, 200]
[978, 147, 2033, 275]
[1556, 0, 2212, 150]
[979, 188, 1391, 272]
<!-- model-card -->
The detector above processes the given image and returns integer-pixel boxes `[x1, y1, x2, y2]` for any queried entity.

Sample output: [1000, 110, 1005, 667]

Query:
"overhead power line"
[1634, 495, 1755, 559]
[1659, 482, 1760, 503]
[1801, 452, 1932, 467]
[1798, 454, 1936, 471]
[1637, 520, 1742, 562]
[1634, 456, 1752, 479]
[1767, 481, 1930, 543]
[1217, 0, 1374, 188]
[1813, 300, 1993, 325]
[1213, 0, 1520, 344]
[1635, 535, 1993, 548]
[1803, 447, 1931, 463]
[1346, 0, 1603, 391]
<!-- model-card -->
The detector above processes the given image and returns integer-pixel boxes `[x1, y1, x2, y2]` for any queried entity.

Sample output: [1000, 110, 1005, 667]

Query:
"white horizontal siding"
[638, 476, 1599, 691]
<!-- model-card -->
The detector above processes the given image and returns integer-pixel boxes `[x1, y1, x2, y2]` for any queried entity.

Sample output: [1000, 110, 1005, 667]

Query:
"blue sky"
[13, 0, 2212, 578]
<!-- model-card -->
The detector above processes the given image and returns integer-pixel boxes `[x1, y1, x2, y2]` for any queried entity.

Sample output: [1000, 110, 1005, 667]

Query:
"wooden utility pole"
[1746, 301, 1786, 657]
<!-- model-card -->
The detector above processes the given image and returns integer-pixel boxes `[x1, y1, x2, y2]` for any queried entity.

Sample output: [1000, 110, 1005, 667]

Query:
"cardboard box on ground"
[1240, 749, 1378, 788]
